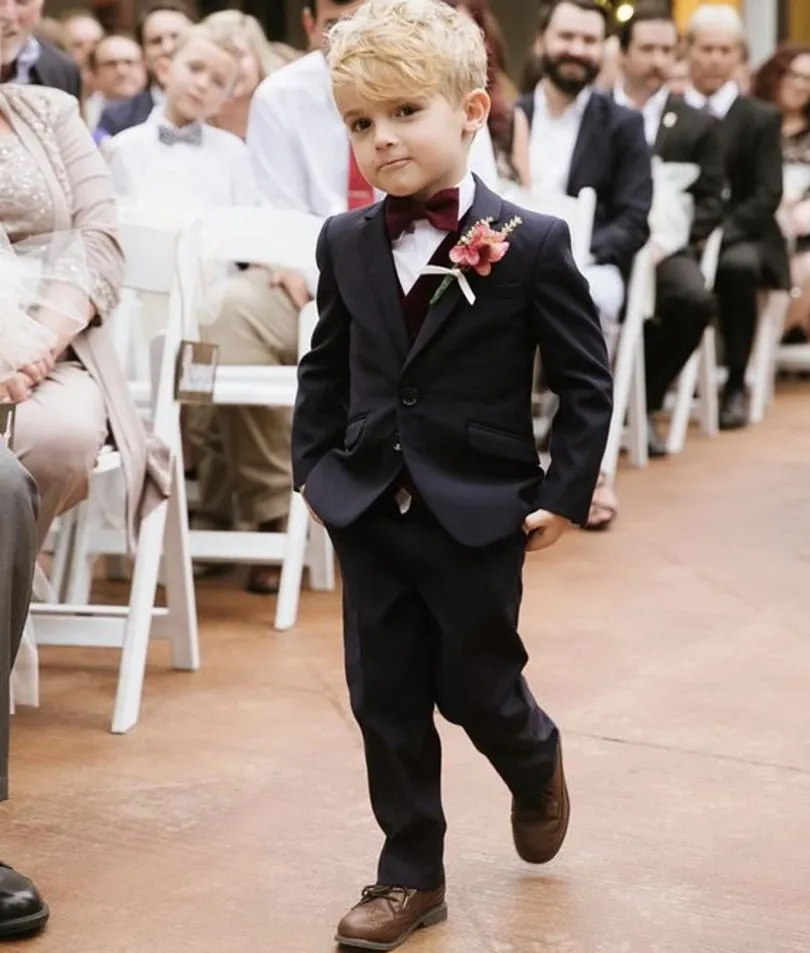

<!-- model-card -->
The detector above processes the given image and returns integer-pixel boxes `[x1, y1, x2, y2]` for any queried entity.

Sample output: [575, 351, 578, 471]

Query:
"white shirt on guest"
[614, 83, 670, 148]
[246, 50, 500, 217]
[390, 172, 475, 295]
[684, 80, 739, 120]
[529, 82, 592, 195]
[105, 106, 255, 215]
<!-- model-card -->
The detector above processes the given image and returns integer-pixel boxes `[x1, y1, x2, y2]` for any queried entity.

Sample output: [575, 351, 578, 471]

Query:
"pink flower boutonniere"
[420, 215, 523, 306]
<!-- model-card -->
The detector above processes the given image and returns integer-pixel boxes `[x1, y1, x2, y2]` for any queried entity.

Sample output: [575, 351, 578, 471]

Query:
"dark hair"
[134, 1, 195, 47]
[538, 0, 610, 36]
[443, 0, 514, 154]
[752, 44, 810, 116]
[616, 1, 676, 54]
[87, 33, 139, 71]
[305, 0, 360, 15]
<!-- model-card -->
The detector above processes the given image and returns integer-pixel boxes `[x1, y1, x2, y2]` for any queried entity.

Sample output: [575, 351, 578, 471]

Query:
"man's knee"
[21, 419, 103, 492]
[0, 448, 38, 531]
[719, 242, 761, 281]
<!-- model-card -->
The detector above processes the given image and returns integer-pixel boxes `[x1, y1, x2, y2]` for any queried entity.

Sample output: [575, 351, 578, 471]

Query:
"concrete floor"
[5, 383, 810, 952]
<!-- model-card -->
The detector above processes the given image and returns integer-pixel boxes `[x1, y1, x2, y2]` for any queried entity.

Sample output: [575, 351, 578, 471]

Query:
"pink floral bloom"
[449, 220, 517, 276]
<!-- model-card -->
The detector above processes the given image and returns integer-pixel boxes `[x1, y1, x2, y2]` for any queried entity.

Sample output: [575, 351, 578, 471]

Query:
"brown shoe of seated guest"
[511, 745, 570, 864]
[335, 885, 447, 951]
[245, 518, 285, 595]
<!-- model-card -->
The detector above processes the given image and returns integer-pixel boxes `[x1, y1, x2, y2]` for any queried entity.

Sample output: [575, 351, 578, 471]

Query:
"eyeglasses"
[97, 57, 141, 69]
[787, 68, 810, 86]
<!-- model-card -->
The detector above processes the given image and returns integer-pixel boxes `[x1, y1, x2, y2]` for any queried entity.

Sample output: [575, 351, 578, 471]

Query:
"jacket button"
[393, 438, 402, 452]
[400, 386, 419, 407]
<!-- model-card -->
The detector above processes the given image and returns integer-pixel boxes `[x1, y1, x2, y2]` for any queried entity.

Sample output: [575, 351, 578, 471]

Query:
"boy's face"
[337, 87, 489, 202]
[164, 36, 237, 124]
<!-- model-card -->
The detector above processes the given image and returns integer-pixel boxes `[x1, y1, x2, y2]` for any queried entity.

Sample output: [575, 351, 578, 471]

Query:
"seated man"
[684, 4, 790, 429]
[0, 441, 49, 938]
[190, 0, 503, 595]
[512, 0, 652, 350]
[615, 4, 724, 456]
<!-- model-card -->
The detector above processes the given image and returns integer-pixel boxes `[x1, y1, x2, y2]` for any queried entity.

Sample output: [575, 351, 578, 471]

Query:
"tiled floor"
[6, 383, 810, 952]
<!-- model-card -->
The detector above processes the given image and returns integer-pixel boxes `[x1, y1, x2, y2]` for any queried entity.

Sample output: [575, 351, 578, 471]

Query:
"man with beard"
[615, 2, 724, 457]
[512, 0, 651, 531]
[512, 0, 652, 349]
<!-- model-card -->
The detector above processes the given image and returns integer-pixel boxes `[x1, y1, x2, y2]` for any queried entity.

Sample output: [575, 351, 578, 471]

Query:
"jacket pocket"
[344, 415, 367, 451]
[467, 422, 539, 465]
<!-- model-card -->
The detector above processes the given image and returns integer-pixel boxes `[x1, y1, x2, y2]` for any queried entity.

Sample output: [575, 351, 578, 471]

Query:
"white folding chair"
[27, 222, 199, 733]
[748, 290, 790, 424]
[512, 186, 597, 271]
[166, 207, 335, 631]
[601, 245, 656, 480]
[666, 227, 723, 454]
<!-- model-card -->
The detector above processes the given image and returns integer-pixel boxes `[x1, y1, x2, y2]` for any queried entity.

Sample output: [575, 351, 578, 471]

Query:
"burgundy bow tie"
[384, 188, 460, 240]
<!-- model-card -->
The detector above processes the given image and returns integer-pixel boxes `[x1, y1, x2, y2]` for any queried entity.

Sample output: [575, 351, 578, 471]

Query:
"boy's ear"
[463, 89, 491, 134]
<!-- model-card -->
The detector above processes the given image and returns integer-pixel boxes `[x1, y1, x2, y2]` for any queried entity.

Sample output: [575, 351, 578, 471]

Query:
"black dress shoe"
[0, 864, 49, 939]
[646, 416, 668, 459]
[719, 389, 748, 430]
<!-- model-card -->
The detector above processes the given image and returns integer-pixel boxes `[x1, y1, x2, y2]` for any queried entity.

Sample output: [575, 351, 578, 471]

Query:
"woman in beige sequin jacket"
[0, 84, 169, 549]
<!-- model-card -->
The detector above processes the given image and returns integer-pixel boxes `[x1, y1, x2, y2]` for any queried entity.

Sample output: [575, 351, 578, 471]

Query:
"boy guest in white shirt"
[292, 2, 612, 946]
[105, 24, 252, 210]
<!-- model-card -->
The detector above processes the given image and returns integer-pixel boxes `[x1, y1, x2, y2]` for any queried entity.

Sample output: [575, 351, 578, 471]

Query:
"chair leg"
[274, 491, 310, 631]
[307, 523, 335, 592]
[749, 292, 787, 425]
[110, 500, 169, 734]
[64, 498, 94, 604]
[627, 336, 648, 468]
[50, 511, 77, 602]
[162, 451, 199, 671]
[698, 326, 719, 437]
[667, 351, 700, 455]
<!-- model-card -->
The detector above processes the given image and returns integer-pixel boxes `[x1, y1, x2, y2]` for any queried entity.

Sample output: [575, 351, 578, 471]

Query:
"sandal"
[583, 477, 618, 532]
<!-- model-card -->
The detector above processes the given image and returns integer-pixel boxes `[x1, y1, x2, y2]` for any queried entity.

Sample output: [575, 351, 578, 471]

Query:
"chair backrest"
[783, 163, 810, 205]
[506, 187, 596, 269]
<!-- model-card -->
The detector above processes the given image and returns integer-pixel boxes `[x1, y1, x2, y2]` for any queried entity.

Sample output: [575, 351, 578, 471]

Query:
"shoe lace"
[360, 885, 410, 906]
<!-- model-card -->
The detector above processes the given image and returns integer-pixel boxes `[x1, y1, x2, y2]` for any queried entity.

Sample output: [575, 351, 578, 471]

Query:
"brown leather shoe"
[335, 884, 447, 950]
[511, 745, 570, 864]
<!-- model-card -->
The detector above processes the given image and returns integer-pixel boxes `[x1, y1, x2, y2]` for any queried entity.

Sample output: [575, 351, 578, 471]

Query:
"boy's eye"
[350, 118, 371, 133]
[395, 104, 420, 118]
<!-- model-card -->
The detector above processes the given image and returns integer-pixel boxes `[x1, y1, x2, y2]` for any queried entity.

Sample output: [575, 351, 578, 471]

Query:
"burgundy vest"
[398, 231, 460, 341]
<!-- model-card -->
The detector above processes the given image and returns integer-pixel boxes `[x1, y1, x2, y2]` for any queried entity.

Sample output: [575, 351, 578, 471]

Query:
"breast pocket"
[467, 422, 539, 466]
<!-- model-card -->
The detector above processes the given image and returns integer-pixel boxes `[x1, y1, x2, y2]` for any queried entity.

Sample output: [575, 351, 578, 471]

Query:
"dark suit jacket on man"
[517, 89, 653, 276]
[97, 88, 155, 138]
[28, 39, 81, 99]
[653, 93, 724, 248]
[292, 177, 614, 546]
[716, 95, 790, 289]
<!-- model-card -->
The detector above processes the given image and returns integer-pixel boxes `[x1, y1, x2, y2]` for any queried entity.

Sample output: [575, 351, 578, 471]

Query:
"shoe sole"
[334, 902, 447, 950]
[0, 903, 50, 938]
[514, 779, 571, 865]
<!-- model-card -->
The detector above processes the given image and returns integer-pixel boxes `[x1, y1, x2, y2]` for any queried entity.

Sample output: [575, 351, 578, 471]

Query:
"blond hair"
[172, 22, 242, 68]
[201, 10, 280, 81]
[327, 0, 488, 105]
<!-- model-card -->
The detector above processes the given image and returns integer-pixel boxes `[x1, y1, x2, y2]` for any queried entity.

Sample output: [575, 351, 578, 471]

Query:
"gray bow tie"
[157, 123, 203, 147]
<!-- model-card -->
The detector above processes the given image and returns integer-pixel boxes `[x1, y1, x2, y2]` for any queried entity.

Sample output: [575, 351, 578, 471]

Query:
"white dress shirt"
[390, 172, 475, 295]
[246, 51, 500, 217]
[614, 83, 670, 148]
[529, 82, 592, 196]
[684, 81, 739, 120]
[105, 106, 256, 217]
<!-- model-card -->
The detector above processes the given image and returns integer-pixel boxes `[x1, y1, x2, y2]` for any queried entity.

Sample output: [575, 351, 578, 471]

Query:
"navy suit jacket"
[29, 40, 81, 99]
[97, 88, 155, 138]
[292, 177, 614, 547]
[518, 90, 653, 276]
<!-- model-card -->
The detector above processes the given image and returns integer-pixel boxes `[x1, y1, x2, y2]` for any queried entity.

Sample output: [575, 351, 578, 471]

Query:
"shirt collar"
[458, 171, 475, 219]
[146, 104, 199, 131]
[684, 80, 739, 118]
[8, 35, 40, 83]
[535, 81, 593, 121]
[614, 82, 669, 113]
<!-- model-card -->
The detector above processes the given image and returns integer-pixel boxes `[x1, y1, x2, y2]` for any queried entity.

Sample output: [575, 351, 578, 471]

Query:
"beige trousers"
[189, 267, 299, 528]
[14, 361, 108, 549]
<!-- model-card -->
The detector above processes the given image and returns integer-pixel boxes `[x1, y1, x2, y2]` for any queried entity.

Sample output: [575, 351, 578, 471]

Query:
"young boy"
[105, 23, 253, 212]
[292, 1, 613, 949]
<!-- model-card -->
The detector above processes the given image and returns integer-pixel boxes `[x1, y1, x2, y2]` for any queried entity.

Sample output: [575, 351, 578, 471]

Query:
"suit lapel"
[359, 203, 411, 363]
[404, 176, 503, 369]
[567, 94, 602, 195]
